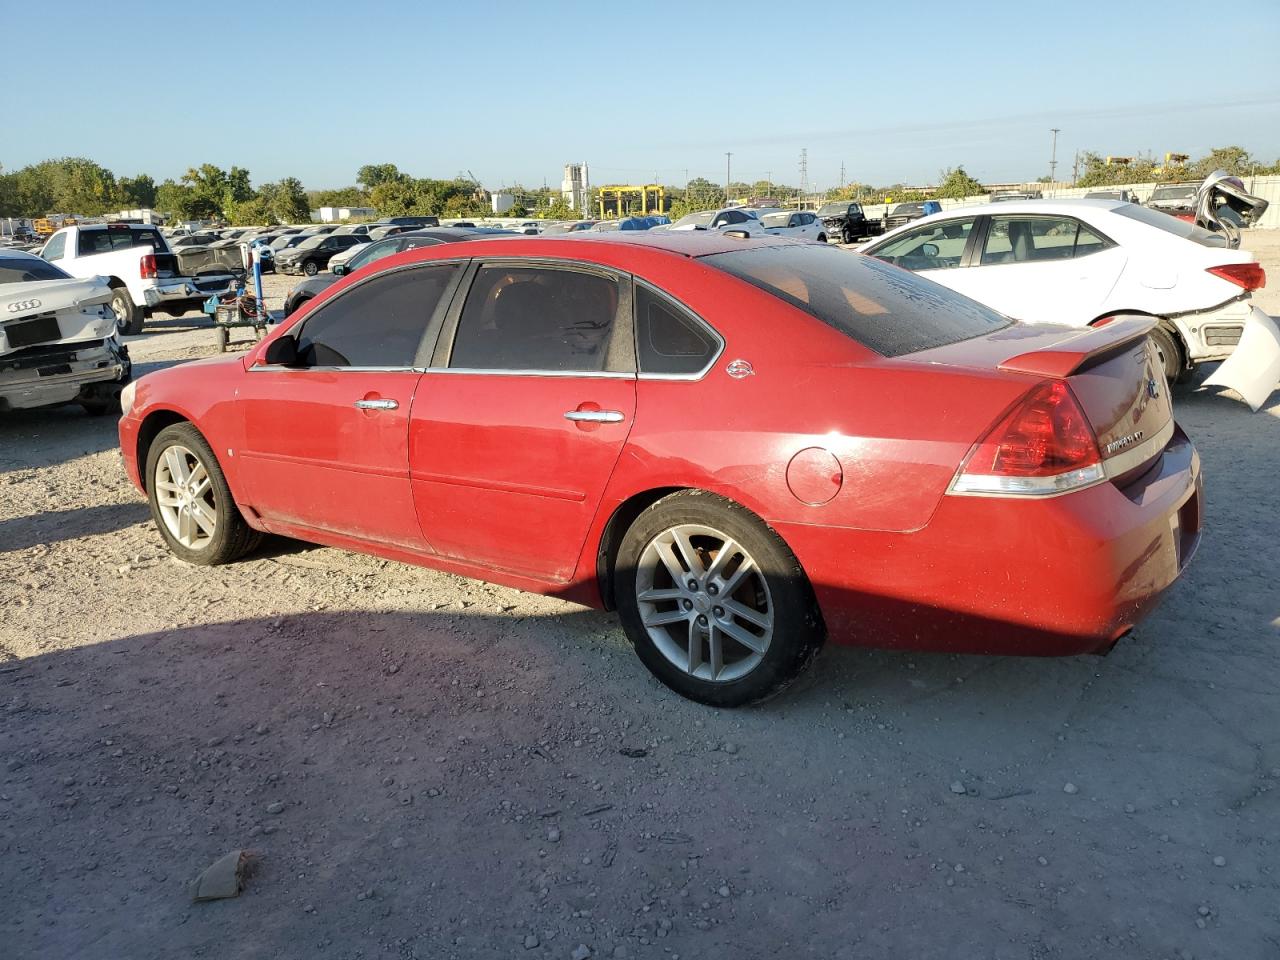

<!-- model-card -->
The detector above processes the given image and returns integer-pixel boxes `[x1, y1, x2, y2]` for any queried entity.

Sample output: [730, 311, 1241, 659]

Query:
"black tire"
[1149, 325, 1185, 382]
[302, 260, 319, 277]
[817, 234, 827, 244]
[110, 286, 145, 336]
[614, 490, 825, 707]
[145, 423, 262, 566]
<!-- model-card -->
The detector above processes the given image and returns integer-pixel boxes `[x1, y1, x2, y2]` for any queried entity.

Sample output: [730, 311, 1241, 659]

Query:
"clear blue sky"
[6, 0, 1279, 191]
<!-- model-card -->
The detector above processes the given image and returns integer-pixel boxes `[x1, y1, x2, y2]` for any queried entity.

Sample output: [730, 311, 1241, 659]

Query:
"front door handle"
[564, 409, 625, 423]
[354, 398, 398, 410]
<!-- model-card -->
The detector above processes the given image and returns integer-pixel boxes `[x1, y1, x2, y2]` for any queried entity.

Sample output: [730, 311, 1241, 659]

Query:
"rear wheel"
[817, 233, 827, 243]
[1149, 325, 1186, 382]
[110, 286, 144, 336]
[615, 491, 824, 707]
[302, 260, 319, 276]
[145, 423, 262, 565]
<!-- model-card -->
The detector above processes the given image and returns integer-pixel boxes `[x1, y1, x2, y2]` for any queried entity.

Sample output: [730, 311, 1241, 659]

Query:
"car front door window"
[872, 219, 974, 271]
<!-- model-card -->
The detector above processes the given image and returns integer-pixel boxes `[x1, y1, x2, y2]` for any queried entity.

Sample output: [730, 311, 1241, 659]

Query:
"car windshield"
[0, 256, 71, 284]
[817, 203, 850, 217]
[269, 235, 299, 250]
[706, 244, 1011, 358]
[1150, 185, 1197, 200]
[1111, 203, 1226, 247]
[296, 235, 326, 249]
[673, 211, 716, 228]
[761, 213, 792, 228]
[890, 204, 924, 216]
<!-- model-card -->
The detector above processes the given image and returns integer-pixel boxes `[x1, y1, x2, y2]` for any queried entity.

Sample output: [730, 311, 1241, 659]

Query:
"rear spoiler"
[998, 316, 1156, 378]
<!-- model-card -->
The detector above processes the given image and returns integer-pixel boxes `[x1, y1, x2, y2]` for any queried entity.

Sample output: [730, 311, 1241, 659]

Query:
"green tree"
[357, 163, 407, 192]
[229, 197, 277, 226]
[154, 179, 200, 220]
[310, 186, 369, 208]
[1190, 146, 1252, 179]
[255, 177, 310, 224]
[537, 197, 576, 220]
[116, 174, 156, 209]
[934, 166, 985, 200]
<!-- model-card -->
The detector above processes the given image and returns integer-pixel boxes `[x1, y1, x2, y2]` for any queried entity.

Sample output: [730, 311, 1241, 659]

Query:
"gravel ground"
[2, 244, 1278, 960]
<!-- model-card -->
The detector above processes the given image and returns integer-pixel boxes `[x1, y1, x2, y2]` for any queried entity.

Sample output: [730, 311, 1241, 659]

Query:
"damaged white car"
[1, 249, 131, 414]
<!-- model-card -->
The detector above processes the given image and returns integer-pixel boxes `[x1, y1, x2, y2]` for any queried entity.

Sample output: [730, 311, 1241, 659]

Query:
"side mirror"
[333, 263, 347, 277]
[262, 334, 298, 366]
[920, 242, 940, 258]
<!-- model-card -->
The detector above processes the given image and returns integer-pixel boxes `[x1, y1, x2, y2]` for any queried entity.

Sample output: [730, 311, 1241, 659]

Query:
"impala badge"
[726, 359, 754, 379]
[1105, 431, 1144, 455]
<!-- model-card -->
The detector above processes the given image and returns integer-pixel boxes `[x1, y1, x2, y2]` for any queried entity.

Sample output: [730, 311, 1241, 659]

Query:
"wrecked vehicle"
[860, 198, 1274, 405]
[39, 222, 237, 335]
[1, 249, 131, 414]
[1192, 169, 1270, 247]
[815, 201, 883, 243]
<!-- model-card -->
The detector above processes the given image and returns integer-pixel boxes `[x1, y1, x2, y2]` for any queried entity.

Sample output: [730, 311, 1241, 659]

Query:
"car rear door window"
[980, 216, 1112, 265]
[635, 283, 720, 376]
[708, 243, 1010, 358]
[448, 264, 626, 373]
[294, 264, 459, 368]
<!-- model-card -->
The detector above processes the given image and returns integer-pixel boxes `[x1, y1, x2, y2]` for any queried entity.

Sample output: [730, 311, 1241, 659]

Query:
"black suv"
[275, 234, 367, 276]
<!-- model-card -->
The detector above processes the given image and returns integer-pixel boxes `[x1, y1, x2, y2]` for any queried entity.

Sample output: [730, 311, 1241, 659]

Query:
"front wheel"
[816, 234, 827, 243]
[145, 423, 262, 565]
[302, 260, 319, 277]
[615, 491, 825, 707]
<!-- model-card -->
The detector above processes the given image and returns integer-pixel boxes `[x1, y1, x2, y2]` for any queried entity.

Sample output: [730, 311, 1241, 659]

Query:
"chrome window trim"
[248, 364, 421, 374]
[632, 278, 724, 382]
[421, 367, 634, 379]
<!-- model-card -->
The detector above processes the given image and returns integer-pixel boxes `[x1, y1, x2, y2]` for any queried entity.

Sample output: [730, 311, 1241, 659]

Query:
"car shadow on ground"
[0, 405, 122, 474]
[0, 501, 149, 552]
[4, 588, 1277, 959]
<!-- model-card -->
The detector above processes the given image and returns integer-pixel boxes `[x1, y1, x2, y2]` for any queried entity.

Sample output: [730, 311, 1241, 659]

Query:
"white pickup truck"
[38, 223, 237, 335]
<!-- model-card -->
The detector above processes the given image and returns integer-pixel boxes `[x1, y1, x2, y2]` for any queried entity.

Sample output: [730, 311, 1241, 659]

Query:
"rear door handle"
[564, 409, 625, 423]
[354, 398, 398, 410]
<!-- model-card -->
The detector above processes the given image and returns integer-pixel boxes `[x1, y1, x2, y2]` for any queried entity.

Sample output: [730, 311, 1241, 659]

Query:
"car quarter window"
[980, 216, 1111, 265]
[293, 263, 459, 368]
[871, 219, 974, 270]
[634, 283, 720, 376]
[448, 264, 627, 373]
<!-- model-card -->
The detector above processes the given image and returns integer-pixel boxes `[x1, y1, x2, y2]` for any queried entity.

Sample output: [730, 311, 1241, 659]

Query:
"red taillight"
[139, 254, 157, 279]
[951, 381, 1104, 497]
[1207, 263, 1265, 291]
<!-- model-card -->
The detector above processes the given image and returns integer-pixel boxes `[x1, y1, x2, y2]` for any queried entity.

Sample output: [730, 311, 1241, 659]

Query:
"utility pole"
[840, 161, 846, 188]
[725, 153, 732, 203]
[799, 147, 809, 201]
[1072, 151, 1080, 186]
[1049, 128, 1060, 184]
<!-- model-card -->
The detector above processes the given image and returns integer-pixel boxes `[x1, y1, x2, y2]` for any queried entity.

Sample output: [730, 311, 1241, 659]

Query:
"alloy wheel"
[635, 523, 773, 682]
[153, 444, 218, 550]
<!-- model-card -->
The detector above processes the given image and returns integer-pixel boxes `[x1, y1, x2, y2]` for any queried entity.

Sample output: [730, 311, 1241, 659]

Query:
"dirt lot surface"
[2, 250, 1278, 960]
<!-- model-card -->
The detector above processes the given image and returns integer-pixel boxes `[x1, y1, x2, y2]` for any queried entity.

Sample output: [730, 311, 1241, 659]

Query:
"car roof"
[910, 197, 1127, 221]
[562, 230, 793, 257]
[0, 247, 42, 261]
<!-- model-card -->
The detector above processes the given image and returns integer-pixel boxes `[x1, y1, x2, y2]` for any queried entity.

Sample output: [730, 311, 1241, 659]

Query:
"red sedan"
[118, 233, 1202, 706]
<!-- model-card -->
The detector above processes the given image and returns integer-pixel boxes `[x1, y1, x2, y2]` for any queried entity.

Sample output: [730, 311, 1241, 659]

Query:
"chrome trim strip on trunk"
[1101, 418, 1175, 480]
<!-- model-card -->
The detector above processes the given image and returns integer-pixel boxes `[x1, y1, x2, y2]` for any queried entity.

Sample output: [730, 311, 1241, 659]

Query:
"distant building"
[491, 193, 515, 214]
[317, 206, 376, 223]
[562, 163, 590, 212]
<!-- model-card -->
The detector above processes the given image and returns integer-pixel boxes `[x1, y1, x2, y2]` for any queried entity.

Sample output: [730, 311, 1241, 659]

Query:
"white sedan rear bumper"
[1169, 298, 1255, 363]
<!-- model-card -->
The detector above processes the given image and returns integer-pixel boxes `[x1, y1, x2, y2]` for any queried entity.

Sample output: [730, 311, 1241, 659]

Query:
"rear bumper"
[775, 426, 1202, 656]
[0, 338, 130, 411]
[1169, 298, 1255, 363]
[143, 276, 235, 308]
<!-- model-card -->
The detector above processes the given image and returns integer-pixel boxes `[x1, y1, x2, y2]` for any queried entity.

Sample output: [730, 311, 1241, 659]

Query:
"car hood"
[292, 274, 340, 298]
[2, 276, 113, 320]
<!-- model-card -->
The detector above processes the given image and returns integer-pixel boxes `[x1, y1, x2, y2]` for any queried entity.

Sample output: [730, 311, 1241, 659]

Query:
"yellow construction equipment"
[597, 184, 667, 219]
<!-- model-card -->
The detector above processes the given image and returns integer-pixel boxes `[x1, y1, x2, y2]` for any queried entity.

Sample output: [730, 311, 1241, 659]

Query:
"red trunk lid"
[911, 317, 1174, 480]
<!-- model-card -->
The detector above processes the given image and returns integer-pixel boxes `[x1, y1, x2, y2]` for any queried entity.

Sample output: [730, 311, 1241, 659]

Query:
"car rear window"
[0, 256, 71, 284]
[1111, 203, 1225, 247]
[706, 244, 1011, 357]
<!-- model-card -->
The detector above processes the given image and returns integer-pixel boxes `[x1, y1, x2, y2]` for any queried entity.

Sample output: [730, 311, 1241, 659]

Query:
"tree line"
[3, 146, 1276, 226]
